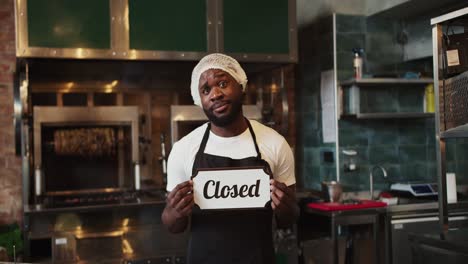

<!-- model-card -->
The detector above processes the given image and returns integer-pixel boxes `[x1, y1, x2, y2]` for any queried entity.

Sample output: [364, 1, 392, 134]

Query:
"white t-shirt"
[166, 119, 295, 191]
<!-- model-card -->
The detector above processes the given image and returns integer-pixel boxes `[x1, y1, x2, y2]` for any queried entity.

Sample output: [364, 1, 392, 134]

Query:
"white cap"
[190, 53, 248, 107]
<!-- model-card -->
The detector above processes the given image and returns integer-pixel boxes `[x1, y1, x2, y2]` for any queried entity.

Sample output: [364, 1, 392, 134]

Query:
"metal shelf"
[342, 112, 435, 119]
[440, 124, 468, 139]
[340, 78, 434, 87]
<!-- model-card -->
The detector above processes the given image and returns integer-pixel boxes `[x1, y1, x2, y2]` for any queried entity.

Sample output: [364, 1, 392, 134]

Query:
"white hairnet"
[190, 53, 248, 107]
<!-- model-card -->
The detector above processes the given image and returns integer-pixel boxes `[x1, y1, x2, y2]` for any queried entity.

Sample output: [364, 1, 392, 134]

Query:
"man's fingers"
[179, 199, 195, 216]
[167, 181, 193, 207]
[270, 180, 290, 194]
[173, 194, 194, 217]
[175, 193, 193, 211]
[271, 191, 288, 211]
[171, 181, 192, 194]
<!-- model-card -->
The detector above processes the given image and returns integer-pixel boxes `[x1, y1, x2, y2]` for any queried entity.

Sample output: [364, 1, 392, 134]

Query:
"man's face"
[198, 69, 243, 127]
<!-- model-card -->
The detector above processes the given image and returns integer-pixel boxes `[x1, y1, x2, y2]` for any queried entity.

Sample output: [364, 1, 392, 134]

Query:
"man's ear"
[241, 89, 246, 101]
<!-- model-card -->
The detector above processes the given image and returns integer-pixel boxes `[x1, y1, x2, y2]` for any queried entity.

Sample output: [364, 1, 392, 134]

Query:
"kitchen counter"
[408, 228, 468, 263]
[386, 200, 468, 218]
[24, 190, 167, 215]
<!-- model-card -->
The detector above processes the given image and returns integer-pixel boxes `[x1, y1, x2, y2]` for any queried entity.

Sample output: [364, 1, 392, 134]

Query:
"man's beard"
[203, 100, 243, 127]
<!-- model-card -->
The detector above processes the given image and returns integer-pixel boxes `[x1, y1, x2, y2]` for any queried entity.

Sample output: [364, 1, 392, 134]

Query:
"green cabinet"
[27, 0, 110, 49]
[223, 0, 289, 54]
[129, 0, 207, 52]
[16, 0, 296, 62]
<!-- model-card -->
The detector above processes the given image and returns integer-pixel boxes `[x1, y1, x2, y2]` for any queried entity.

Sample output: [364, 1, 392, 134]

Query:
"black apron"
[188, 119, 274, 264]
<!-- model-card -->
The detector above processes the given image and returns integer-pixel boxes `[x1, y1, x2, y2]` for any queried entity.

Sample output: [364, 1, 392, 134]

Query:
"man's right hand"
[162, 180, 194, 233]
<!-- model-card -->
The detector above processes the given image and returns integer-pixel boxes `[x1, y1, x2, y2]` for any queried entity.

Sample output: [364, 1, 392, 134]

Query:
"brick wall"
[0, 0, 22, 225]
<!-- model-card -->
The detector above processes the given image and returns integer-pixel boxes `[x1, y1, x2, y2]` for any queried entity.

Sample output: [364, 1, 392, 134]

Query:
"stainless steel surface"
[15, 0, 28, 59]
[206, 0, 217, 52]
[23, 199, 188, 263]
[288, 0, 298, 62]
[170, 105, 262, 144]
[134, 163, 140, 191]
[339, 78, 435, 121]
[349, 112, 434, 119]
[431, 6, 468, 25]
[333, 13, 340, 181]
[75, 230, 123, 240]
[15, 61, 31, 207]
[340, 78, 434, 86]
[111, 0, 129, 52]
[215, 0, 223, 53]
[34, 167, 41, 196]
[321, 181, 343, 202]
[432, 22, 449, 234]
[280, 68, 289, 137]
[45, 188, 132, 196]
[391, 216, 468, 225]
[369, 165, 387, 200]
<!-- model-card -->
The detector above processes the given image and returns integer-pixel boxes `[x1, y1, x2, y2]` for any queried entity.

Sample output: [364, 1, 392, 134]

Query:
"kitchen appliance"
[170, 105, 262, 144]
[390, 182, 438, 197]
[321, 181, 343, 202]
[33, 106, 140, 205]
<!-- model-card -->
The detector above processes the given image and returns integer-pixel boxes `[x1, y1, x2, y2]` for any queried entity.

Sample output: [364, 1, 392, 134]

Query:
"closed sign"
[193, 168, 270, 210]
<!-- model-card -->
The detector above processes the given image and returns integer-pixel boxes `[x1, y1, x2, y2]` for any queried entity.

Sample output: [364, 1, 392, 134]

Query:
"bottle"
[352, 48, 363, 79]
[424, 84, 435, 113]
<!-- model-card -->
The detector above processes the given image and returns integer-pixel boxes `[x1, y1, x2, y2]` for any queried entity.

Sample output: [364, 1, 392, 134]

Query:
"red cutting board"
[307, 200, 387, 211]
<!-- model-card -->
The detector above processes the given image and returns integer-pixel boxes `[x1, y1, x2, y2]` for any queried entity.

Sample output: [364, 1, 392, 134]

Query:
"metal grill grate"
[440, 71, 468, 131]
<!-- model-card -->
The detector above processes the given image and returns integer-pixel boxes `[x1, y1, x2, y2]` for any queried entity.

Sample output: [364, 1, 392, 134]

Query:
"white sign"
[193, 168, 270, 210]
[447, 49, 460, 66]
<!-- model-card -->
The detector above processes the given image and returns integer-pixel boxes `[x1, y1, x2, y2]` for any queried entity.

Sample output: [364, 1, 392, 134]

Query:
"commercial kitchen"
[0, 0, 467, 263]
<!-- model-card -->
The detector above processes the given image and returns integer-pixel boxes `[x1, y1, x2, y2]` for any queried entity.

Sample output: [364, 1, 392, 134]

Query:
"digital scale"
[390, 183, 438, 197]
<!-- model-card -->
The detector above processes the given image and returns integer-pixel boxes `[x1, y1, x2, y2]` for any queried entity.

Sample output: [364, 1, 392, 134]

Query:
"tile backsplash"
[297, 14, 468, 192]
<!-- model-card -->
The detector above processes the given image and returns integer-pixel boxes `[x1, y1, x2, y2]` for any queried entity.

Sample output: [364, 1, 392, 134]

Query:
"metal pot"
[321, 181, 343, 202]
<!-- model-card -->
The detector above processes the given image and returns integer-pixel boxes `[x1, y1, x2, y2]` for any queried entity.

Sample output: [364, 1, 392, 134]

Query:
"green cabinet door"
[223, 0, 290, 54]
[27, 0, 111, 49]
[129, 0, 207, 52]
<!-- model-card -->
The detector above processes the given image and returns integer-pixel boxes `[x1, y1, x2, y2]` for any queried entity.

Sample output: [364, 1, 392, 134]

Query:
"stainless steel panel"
[170, 105, 262, 145]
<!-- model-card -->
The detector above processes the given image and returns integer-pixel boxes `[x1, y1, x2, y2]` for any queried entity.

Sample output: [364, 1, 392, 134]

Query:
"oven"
[33, 106, 140, 206]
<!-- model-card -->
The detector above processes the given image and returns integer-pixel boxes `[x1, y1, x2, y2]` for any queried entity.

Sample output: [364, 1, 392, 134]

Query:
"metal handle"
[75, 230, 123, 239]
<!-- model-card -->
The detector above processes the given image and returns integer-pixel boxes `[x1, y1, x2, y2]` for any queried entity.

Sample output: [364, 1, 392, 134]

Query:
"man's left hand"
[270, 180, 299, 228]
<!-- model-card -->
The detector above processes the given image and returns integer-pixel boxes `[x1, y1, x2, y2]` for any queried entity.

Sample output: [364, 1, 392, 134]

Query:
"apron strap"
[197, 122, 211, 157]
[193, 119, 262, 175]
[192, 123, 211, 176]
[245, 119, 262, 159]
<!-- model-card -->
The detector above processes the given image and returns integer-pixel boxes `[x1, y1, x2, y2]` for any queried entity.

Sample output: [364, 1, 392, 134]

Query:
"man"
[162, 53, 298, 264]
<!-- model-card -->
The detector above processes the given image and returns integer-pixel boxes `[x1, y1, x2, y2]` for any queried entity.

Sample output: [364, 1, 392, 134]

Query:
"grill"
[440, 70, 468, 131]
[33, 106, 140, 203]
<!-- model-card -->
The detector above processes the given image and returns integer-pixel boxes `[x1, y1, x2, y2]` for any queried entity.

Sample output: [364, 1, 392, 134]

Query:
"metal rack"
[339, 78, 435, 119]
[431, 7, 468, 233]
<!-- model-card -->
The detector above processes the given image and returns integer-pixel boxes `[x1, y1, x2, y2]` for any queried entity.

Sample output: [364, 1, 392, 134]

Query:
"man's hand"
[270, 180, 299, 228]
[162, 180, 194, 233]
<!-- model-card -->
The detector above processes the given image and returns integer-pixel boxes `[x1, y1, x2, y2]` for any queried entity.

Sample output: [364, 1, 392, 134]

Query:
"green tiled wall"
[297, 14, 467, 192]
[297, 17, 336, 190]
[336, 14, 438, 191]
